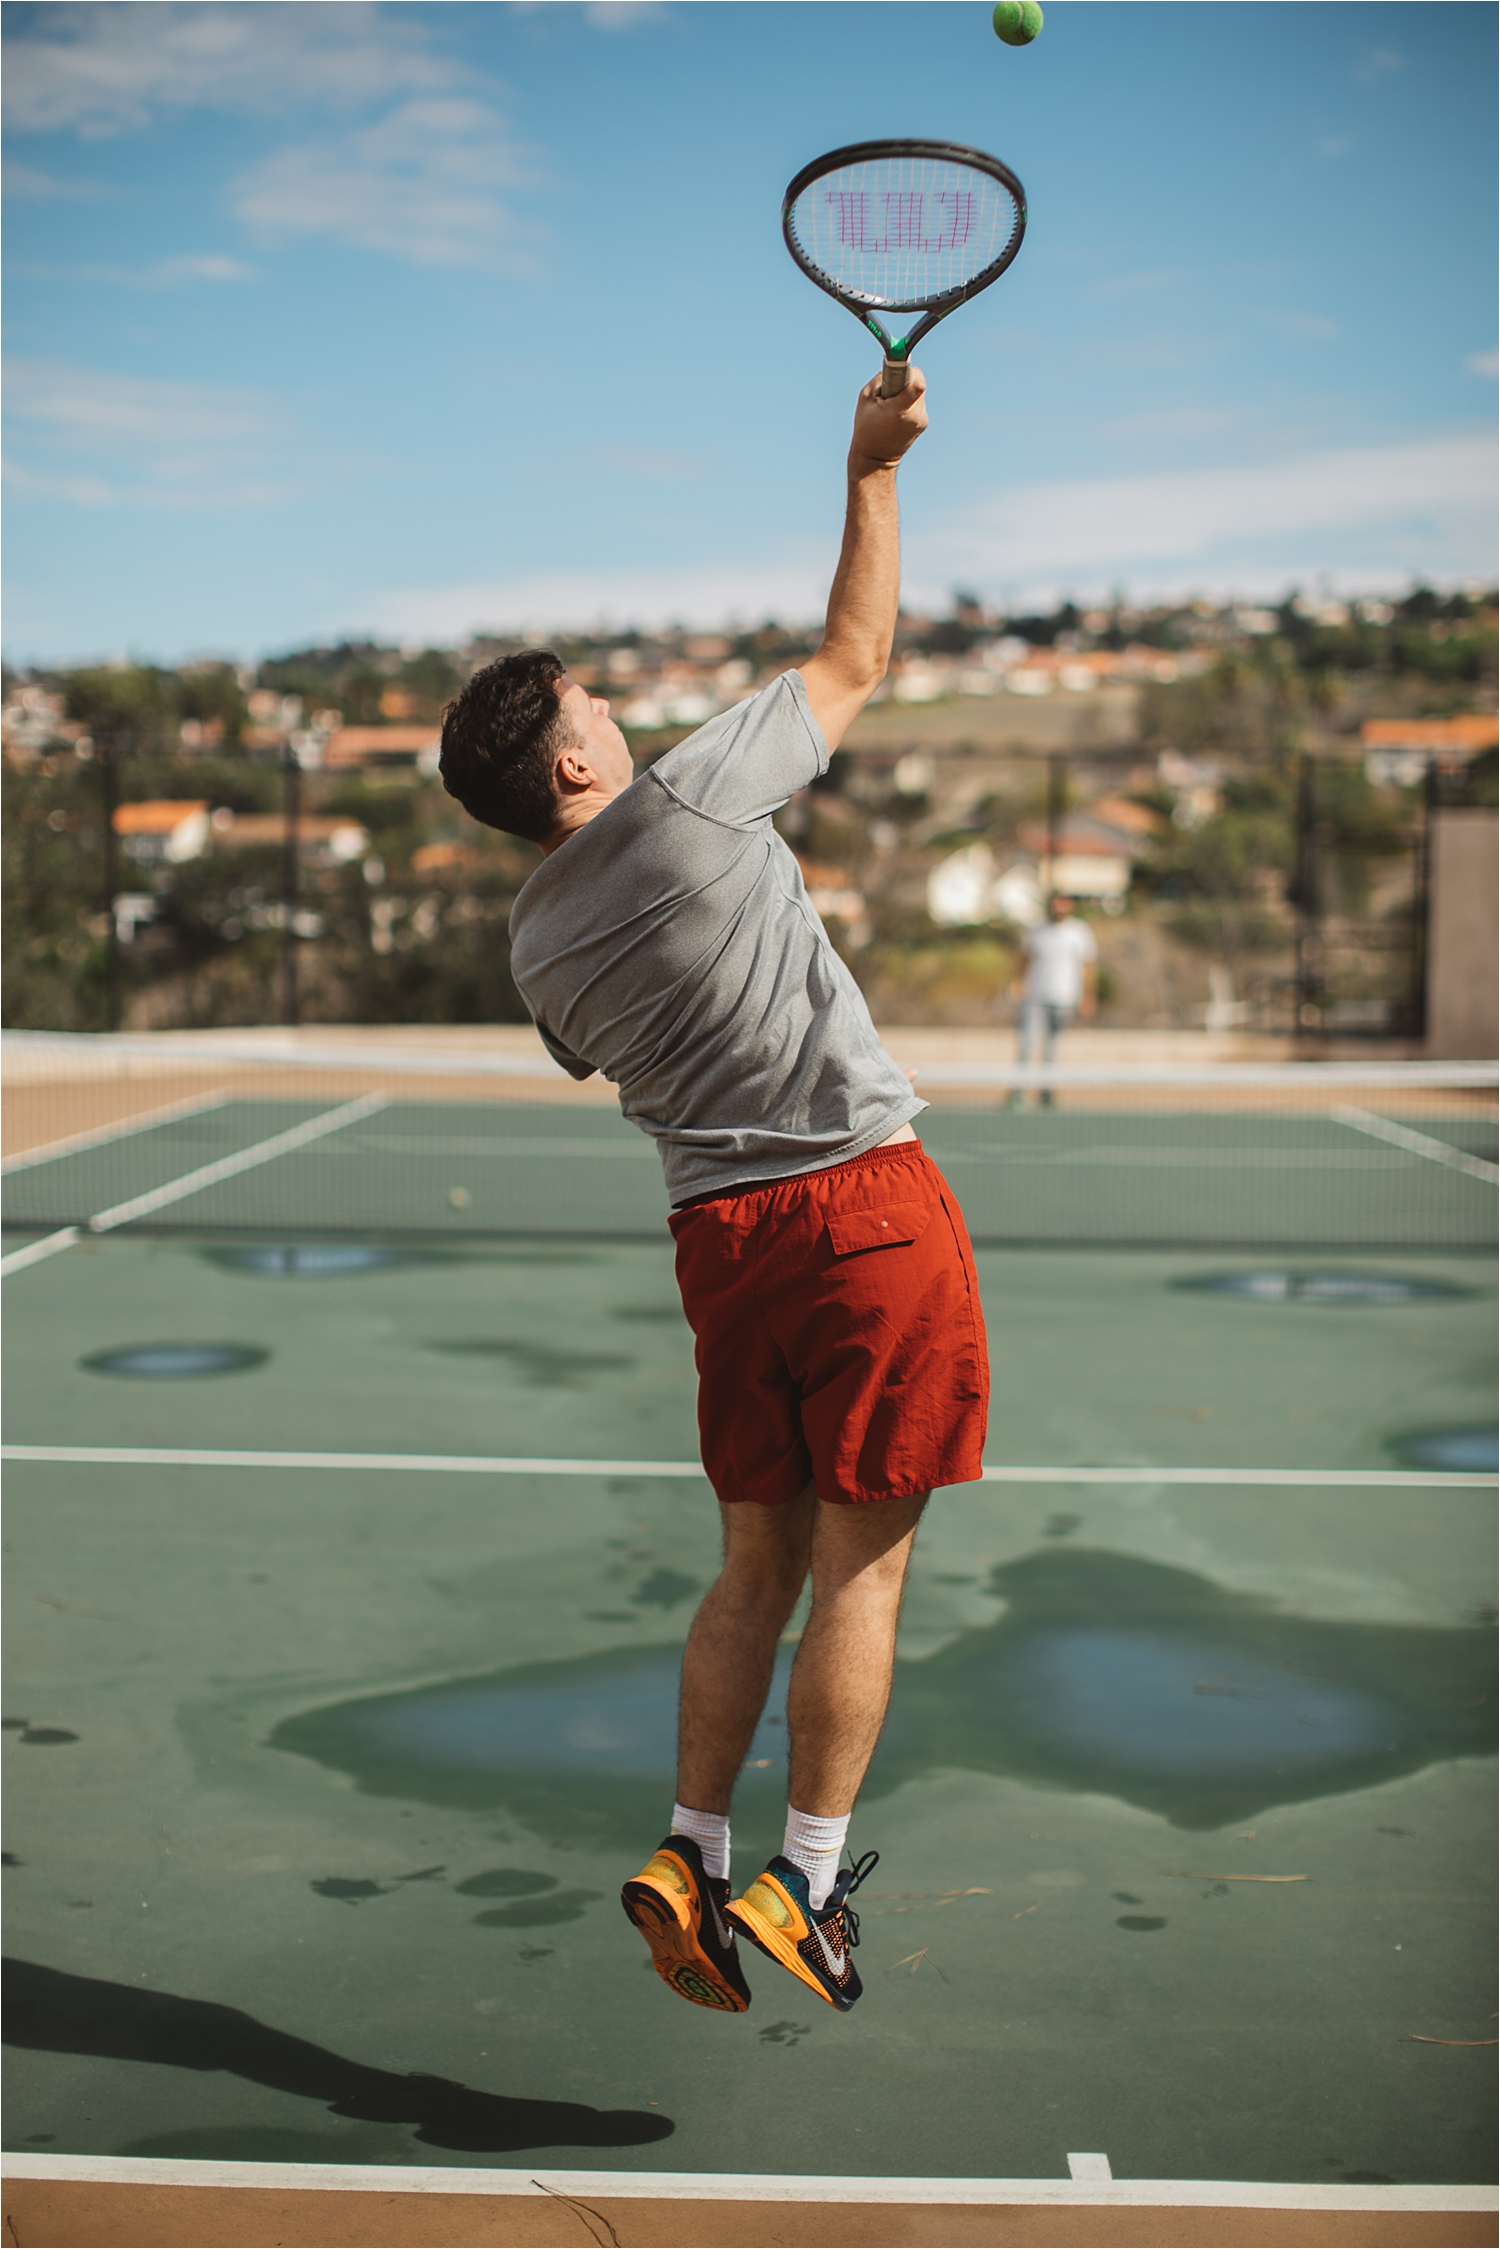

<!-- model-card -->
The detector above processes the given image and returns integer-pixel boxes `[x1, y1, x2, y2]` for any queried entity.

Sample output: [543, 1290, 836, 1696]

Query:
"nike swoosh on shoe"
[813, 1922, 847, 1978]
[708, 1897, 735, 1951]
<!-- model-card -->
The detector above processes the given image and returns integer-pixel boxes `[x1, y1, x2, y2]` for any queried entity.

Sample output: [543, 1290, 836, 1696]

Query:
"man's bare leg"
[675, 1488, 816, 1816]
[787, 1490, 928, 1816]
[721, 1489, 928, 2010]
[673, 1485, 926, 1820]
[620, 1492, 814, 2014]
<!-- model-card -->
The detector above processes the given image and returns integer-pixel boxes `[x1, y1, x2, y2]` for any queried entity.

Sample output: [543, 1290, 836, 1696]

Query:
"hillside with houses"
[4, 588, 1494, 1045]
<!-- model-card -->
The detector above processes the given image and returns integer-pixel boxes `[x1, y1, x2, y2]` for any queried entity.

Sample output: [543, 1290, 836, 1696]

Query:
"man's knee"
[809, 1490, 928, 1600]
[718, 1550, 806, 1612]
[717, 1493, 814, 1607]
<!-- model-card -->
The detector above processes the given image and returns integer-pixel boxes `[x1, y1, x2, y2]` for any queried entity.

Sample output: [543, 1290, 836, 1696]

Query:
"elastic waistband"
[672, 1136, 927, 1214]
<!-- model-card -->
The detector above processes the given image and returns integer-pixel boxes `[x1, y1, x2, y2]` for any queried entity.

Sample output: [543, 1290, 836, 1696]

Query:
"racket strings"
[788, 152, 1021, 310]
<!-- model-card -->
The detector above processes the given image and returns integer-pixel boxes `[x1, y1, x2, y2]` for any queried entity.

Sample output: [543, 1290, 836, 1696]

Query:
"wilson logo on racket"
[826, 190, 978, 255]
[784, 138, 1027, 396]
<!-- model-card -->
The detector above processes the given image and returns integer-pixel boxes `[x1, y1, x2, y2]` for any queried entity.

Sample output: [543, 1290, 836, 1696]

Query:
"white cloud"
[583, 3, 670, 26]
[16, 252, 256, 287]
[509, 2, 669, 24]
[362, 562, 833, 643]
[1, 158, 112, 199]
[6, 359, 269, 445]
[145, 252, 253, 286]
[7, 5, 540, 271]
[231, 98, 538, 269]
[3, 358, 297, 510]
[2, 461, 121, 509]
[1465, 348, 1499, 380]
[903, 430, 1498, 605]
[2, 2, 462, 136]
[1354, 47, 1404, 86]
[1259, 311, 1341, 342]
[358, 431, 1497, 637]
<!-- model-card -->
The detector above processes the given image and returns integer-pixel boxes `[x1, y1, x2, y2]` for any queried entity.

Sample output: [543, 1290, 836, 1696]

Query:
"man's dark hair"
[438, 648, 575, 843]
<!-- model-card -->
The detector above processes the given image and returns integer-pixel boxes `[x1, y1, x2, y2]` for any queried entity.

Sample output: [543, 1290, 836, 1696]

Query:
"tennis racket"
[782, 139, 1027, 397]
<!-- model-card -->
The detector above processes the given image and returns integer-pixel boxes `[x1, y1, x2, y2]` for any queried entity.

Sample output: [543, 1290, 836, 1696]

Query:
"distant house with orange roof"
[1361, 717, 1498, 753]
[323, 725, 440, 770]
[112, 800, 209, 865]
[1361, 715, 1498, 786]
[209, 811, 369, 865]
[1013, 808, 1149, 902]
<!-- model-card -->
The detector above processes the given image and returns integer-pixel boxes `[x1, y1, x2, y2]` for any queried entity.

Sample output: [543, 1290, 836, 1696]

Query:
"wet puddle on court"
[270, 1549, 1495, 1839]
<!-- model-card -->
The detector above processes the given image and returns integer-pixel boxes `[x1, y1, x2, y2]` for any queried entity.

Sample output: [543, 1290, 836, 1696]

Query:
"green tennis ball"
[993, 0, 1043, 44]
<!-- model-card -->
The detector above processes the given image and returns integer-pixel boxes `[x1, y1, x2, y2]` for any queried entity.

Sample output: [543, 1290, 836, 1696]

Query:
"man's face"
[1049, 893, 1073, 922]
[556, 677, 634, 798]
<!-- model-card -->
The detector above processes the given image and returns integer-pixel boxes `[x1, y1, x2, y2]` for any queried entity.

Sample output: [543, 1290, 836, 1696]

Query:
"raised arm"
[800, 371, 928, 752]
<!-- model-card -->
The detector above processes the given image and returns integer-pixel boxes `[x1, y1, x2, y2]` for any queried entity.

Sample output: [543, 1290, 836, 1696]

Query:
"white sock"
[671, 1802, 730, 1885]
[782, 1806, 850, 1913]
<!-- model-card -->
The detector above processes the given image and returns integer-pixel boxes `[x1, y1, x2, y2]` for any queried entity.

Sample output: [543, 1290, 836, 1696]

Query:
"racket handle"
[880, 358, 911, 399]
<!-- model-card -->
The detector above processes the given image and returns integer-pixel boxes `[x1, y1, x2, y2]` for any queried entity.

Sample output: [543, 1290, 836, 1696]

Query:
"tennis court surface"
[3, 1035, 1496, 2247]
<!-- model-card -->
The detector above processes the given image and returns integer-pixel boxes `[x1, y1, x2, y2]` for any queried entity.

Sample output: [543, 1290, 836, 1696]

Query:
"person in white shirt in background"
[1009, 893, 1098, 1105]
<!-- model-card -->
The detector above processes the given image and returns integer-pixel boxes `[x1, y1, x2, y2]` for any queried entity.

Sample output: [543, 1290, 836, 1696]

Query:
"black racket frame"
[782, 137, 1027, 381]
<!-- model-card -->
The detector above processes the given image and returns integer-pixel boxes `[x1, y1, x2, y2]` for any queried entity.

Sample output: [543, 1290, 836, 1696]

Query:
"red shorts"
[669, 1139, 989, 1507]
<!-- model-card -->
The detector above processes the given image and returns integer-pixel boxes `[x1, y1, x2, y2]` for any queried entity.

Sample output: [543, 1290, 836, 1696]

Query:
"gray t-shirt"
[507, 670, 923, 1204]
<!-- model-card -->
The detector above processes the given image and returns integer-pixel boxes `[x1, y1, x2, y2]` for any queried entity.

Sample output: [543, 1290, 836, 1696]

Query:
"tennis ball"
[993, 0, 1042, 44]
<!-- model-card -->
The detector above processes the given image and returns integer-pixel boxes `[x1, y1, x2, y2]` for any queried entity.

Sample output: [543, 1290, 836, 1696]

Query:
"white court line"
[0, 1446, 1491, 1488]
[0, 1029, 573, 1082]
[0, 1094, 389, 1276]
[1068, 2155, 1114, 2182]
[1332, 1103, 1500, 1184]
[0, 1088, 231, 1174]
[0, 1446, 709, 1476]
[2, 2154, 1493, 2213]
[6, 1030, 1497, 1091]
[928, 1144, 1406, 1169]
[346, 1132, 657, 1160]
[0, 1227, 81, 1278]
[82, 1091, 388, 1233]
[976, 1463, 1497, 1487]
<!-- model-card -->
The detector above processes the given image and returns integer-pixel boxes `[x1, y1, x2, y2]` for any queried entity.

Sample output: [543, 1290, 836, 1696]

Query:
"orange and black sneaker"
[726, 1849, 878, 2013]
[621, 1835, 751, 2013]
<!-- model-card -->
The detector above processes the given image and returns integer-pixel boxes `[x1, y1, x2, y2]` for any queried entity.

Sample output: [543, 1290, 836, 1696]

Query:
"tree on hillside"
[63, 667, 176, 743]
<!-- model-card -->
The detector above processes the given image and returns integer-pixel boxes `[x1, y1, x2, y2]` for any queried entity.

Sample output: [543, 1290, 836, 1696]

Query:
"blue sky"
[4, 0, 1496, 665]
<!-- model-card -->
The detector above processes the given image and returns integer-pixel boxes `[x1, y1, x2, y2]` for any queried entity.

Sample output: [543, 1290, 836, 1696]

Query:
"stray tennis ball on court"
[448, 1186, 471, 1210]
[993, 0, 1042, 43]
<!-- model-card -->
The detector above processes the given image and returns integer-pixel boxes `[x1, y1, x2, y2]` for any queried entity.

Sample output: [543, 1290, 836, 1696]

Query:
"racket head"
[782, 139, 1026, 320]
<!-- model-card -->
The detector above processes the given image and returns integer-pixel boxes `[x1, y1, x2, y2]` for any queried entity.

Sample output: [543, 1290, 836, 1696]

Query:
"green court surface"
[2, 1099, 1496, 2192]
[3, 1089, 1496, 1249]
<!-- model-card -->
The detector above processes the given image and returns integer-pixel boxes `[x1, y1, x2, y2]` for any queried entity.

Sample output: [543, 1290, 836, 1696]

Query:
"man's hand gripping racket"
[851, 362, 928, 468]
[783, 138, 1027, 397]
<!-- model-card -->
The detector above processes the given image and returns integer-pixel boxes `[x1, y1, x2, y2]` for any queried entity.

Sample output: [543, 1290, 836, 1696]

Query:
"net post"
[100, 736, 121, 1035]
[281, 739, 300, 1030]
[1293, 750, 1320, 1039]
[1046, 752, 1064, 892]
[1410, 755, 1437, 1044]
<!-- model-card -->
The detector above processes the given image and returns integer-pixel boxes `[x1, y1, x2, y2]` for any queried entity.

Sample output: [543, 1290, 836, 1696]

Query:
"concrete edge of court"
[4, 2183, 1498, 2249]
[5, 2164, 1499, 2249]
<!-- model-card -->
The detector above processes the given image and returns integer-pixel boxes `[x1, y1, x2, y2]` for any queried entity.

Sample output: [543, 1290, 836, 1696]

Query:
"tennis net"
[3, 1032, 1495, 1253]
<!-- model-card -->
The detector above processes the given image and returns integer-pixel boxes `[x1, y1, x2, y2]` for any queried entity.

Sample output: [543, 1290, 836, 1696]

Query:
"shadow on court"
[271, 1547, 1497, 1841]
[2, 1958, 674, 2154]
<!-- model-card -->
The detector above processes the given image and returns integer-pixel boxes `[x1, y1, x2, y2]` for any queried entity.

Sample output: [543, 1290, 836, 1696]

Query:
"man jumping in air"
[438, 371, 989, 2017]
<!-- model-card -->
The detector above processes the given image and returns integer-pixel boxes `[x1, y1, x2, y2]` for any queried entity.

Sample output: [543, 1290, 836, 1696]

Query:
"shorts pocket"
[824, 1201, 933, 1258]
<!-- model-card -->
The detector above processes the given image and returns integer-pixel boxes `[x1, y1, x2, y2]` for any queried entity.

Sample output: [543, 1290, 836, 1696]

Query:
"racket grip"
[880, 358, 911, 399]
